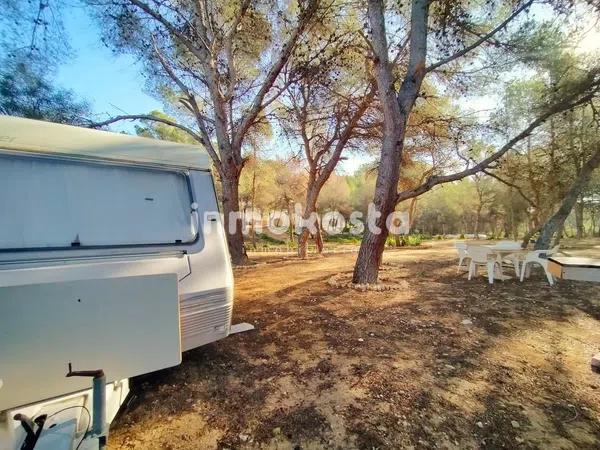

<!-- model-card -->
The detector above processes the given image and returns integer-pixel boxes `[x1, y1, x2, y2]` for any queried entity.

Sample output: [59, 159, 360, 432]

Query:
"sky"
[12, 2, 600, 174]
[56, 6, 163, 131]
[51, 4, 370, 173]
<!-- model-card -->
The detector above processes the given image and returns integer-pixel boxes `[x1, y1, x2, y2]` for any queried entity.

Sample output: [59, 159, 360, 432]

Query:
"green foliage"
[0, 60, 90, 124]
[385, 234, 423, 247]
[134, 111, 197, 144]
[323, 233, 362, 244]
[254, 233, 287, 246]
[404, 235, 423, 246]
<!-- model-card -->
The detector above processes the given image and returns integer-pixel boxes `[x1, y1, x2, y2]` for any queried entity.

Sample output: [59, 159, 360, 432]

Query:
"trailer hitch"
[66, 363, 107, 449]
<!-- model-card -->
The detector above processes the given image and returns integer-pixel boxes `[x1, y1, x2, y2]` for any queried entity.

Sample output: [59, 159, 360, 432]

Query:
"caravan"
[0, 116, 234, 449]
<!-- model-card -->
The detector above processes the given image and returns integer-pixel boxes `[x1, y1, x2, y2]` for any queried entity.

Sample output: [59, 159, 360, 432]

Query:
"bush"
[385, 234, 422, 247]
[406, 235, 422, 246]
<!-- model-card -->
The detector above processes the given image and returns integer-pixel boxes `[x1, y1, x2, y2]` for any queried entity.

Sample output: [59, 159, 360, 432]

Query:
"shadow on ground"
[111, 244, 600, 450]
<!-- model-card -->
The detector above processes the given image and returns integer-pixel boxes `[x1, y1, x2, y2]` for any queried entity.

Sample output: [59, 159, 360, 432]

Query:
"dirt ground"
[110, 241, 600, 449]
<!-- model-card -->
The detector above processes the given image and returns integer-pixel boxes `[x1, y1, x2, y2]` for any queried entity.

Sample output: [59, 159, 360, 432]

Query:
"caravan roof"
[0, 116, 210, 170]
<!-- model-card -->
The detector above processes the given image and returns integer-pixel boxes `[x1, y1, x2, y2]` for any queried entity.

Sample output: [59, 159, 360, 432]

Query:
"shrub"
[384, 234, 422, 247]
[406, 235, 422, 246]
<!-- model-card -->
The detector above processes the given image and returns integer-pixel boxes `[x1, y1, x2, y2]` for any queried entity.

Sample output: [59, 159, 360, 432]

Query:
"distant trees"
[483, 22, 600, 247]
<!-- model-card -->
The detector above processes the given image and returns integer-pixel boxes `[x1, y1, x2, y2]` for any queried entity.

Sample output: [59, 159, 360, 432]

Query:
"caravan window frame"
[0, 151, 201, 254]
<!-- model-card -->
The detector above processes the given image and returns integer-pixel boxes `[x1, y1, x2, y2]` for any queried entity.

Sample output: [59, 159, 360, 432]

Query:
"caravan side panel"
[179, 171, 234, 351]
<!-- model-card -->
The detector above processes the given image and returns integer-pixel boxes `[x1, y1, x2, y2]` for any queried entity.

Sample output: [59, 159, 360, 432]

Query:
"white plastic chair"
[454, 242, 471, 272]
[467, 246, 501, 284]
[520, 245, 560, 285]
[502, 253, 522, 278]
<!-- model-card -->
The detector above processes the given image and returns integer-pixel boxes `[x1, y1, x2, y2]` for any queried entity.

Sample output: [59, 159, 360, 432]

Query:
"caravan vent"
[180, 288, 232, 351]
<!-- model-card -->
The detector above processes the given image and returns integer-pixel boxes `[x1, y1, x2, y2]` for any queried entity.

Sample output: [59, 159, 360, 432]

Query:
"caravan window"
[0, 153, 196, 250]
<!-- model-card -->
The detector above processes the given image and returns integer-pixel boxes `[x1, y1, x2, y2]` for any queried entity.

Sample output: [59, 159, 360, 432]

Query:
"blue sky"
[23, 3, 600, 174]
[55, 6, 162, 132]
[51, 5, 369, 172]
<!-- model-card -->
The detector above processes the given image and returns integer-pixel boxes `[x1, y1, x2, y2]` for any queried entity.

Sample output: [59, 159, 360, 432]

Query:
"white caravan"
[0, 116, 234, 449]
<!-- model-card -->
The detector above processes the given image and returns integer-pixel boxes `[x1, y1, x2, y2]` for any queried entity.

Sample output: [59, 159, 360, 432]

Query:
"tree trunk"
[535, 147, 600, 249]
[298, 228, 310, 259]
[297, 184, 320, 258]
[394, 234, 402, 247]
[221, 173, 248, 265]
[408, 197, 418, 229]
[315, 218, 324, 254]
[575, 196, 585, 239]
[474, 205, 482, 238]
[250, 152, 257, 250]
[352, 0, 429, 284]
[288, 201, 295, 246]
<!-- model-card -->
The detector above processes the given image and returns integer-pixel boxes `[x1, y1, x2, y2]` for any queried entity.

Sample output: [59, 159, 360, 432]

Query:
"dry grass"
[110, 242, 600, 449]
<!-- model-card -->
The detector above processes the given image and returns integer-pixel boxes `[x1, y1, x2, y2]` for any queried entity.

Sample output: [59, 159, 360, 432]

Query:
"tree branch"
[425, 0, 534, 73]
[127, 0, 207, 57]
[232, 0, 319, 150]
[481, 168, 537, 208]
[395, 87, 598, 204]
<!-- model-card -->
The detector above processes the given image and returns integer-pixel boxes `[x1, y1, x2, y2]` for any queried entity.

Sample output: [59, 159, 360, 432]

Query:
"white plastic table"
[466, 244, 527, 280]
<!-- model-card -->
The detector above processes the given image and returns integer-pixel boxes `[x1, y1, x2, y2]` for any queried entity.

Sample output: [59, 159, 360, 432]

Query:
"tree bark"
[535, 147, 600, 249]
[250, 151, 257, 250]
[407, 196, 418, 229]
[221, 172, 248, 265]
[298, 228, 311, 259]
[315, 219, 324, 253]
[298, 182, 320, 258]
[352, 0, 429, 284]
[575, 196, 585, 239]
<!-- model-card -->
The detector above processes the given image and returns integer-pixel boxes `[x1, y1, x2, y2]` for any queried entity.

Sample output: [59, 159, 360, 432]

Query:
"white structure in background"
[0, 117, 235, 449]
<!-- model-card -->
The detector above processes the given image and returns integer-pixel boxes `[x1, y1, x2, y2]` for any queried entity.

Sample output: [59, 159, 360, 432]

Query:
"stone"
[358, 338, 364, 342]
[461, 319, 473, 325]
[511, 420, 520, 429]
[476, 421, 484, 429]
